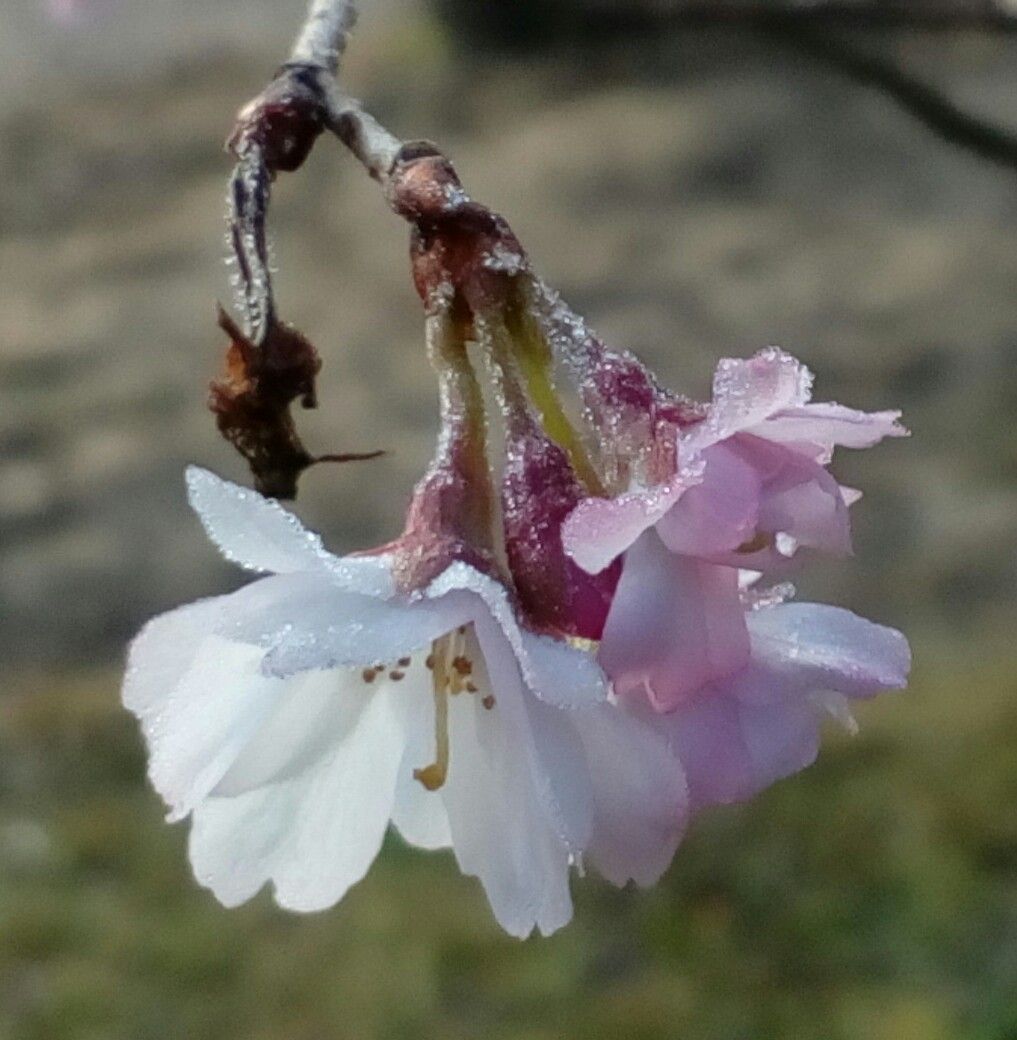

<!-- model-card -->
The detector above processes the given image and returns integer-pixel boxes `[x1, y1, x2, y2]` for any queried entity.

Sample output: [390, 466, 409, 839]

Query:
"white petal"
[522, 693, 594, 856]
[125, 604, 286, 820]
[427, 561, 609, 709]
[186, 466, 397, 594]
[210, 572, 467, 678]
[468, 625, 594, 856]
[123, 595, 226, 717]
[212, 666, 397, 797]
[186, 466, 336, 575]
[575, 703, 687, 887]
[442, 683, 573, 939]
[189, 684, 408, 912]
[390, 666, 453, 851]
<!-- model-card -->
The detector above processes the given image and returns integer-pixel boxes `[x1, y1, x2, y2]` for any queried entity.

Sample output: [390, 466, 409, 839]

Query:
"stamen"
[389, 670, 405, 682]
[397, 657, 412, 668]
[482, 694, 496, 710]
[414, 637, 452, 792]
[362, 668, 376, 684]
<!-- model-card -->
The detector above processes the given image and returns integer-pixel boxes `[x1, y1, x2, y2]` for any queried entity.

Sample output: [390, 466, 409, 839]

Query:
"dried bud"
[388, 148, 528, 315]
[209, 306, 380, 499]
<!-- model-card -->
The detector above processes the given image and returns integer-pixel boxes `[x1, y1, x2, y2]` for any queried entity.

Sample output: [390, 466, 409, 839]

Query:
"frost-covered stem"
[289, 0, 357, 73]
[320, 86, 405, 183]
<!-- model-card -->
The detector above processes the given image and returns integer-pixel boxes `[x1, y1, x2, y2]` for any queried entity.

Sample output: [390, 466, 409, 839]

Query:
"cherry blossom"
[123, 468, 687, 937]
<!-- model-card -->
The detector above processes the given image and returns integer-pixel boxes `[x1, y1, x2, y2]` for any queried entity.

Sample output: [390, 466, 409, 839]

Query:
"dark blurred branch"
[768, 25, 1017, 172]
[439, 0, 1017, 43]
[655, 2, 1017, 33]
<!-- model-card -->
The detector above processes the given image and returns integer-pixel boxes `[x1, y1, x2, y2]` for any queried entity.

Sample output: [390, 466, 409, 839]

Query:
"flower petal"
[188, 684, 408, 912]
[662, 681, 822, 809]
[599, 532, 750, 711]
[211, 666, 421, 798]
[186, 466, 395, 595]
[562, 467, 702, 576]
[442, 682, 573, 939]
[427, 561, 609, 710]
[186, 466, 335, 575]
[390, 675, 453, 851]
[687, 348, 813, 453]
[754, 404, 907, 456]
[124, 602, 286, 820]
[575, 703, 688, 887]
[216, 572, 473, 678]
[747, 603, 911, 698]
[655, 443, 761, 557]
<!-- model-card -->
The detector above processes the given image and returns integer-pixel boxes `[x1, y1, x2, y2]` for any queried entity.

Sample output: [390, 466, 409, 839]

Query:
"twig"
[214, 0, 389, 497]
[290, 0, 358, 72]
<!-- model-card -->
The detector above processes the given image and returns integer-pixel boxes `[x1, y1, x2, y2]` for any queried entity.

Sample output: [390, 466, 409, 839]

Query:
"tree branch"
[289, 0, 358, 72]
[578, 1, 1017, 34]
[767, 24, 1017, 172]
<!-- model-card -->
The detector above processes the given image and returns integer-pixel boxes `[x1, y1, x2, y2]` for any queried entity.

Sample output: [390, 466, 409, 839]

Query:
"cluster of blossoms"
[124, 151, 909, 938]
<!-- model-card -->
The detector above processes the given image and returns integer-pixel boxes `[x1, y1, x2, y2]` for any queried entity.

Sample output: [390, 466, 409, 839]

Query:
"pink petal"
[563, 463, 702, 575]
[659, 673, 822, 810]
[598, 533, 750, 712]
[655, 443, 761, 557]
[686, 348, 813, 454]
[732, 435, 852, 557]
[755, 404, 908, 457]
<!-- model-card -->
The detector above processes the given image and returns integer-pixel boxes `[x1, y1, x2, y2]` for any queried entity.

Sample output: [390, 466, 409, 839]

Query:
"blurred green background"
[2, 1, 1016, 1037]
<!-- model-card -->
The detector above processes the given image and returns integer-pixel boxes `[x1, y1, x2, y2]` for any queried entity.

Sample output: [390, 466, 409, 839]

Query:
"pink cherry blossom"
[639, 588, 910, 809]
[565, 348, 907, 576]
[599, 530, 909, 805]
